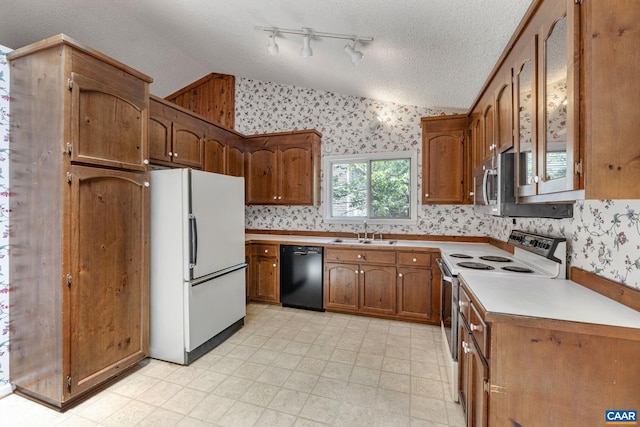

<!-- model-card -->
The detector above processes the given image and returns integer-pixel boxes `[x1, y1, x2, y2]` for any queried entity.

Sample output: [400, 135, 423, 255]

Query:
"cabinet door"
[69, 165, 149, 397]
[279, 144, 313, 204]
[227, 144, 244, 177]
[483, 104, 495, 158]
[70, 73, 147, 171]
[396, 267, 433, 321]
[324, 262, 359, 312]
[471, 116, 484, 171]
[255, 256, 279, 302]
[172, 118, 203, 168]
[245, 145, 278, 204]
[422, 131, 465, 204]
[148, 116, 172, 165]
[469, 341, 489, 427]
[514, 39, 538, 198]
[537, 0, 579, 195]
[495, 77, 513, 153]
[359, 265, 396, 316]
[203, 137, 226, 174]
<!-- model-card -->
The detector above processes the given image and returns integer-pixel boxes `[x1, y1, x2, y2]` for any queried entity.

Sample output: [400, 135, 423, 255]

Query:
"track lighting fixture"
[267, 32, 279, 56]
[344, 40, 363, 65]
[255, 26, 373, 65]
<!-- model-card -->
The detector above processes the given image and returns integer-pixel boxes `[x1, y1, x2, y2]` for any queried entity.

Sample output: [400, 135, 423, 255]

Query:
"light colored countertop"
[460, 271, 640, 329]
[245, 233, 502, 253]
[245, 233, 640, 330]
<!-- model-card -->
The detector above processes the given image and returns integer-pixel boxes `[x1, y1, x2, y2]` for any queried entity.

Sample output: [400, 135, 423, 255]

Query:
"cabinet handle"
[174, 152, 178, 158]
[412, 258, 417, 263]
[272, 263, 277, 268]
[357, 254, 362, 259]
[459, 301, 466, 308]
[425, 193, 429, 198]
[143, 159, 149, 165]
[355, 270, 359, 274]
[533, 175, 540, 183]
[462, 341, 473, 354]
[168, 151, 173, 157]
[144, 182, 150, 187]
[264, 249, 269, 253]
[360, 270, 364, 274]
[470, 323, 483, 332]
[273, 196, 277, 200]
[278, 196, 282, 200]
[469, 192, 474, 196]
[398, 273, 403, 278]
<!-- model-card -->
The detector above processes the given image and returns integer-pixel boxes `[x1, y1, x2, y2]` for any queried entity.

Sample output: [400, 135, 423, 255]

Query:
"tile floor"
[0, 303, 465, 426]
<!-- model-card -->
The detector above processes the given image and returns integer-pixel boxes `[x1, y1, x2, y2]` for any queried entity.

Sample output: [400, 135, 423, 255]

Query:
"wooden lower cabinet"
[360, 265, 397, 315]
[247, 244, 279, 304]
[324, 247, 439, 323]
[325, 262, 359, 312]
[459, 324, 489, 427]
[459, 276, 640, 427]
[397, 267, 433, 321]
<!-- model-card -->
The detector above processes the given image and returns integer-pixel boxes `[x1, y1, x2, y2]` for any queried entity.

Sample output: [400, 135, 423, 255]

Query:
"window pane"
[370, 159, 410, 219]
[331, 161, 368, 217]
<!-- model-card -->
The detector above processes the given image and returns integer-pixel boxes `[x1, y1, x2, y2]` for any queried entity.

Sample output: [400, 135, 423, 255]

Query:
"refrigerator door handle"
[190, 263, 248, 287]
[189, 213, 198, 269]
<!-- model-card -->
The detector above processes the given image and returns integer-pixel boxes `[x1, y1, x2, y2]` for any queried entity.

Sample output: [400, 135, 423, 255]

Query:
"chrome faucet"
[363, 220, 368, 241]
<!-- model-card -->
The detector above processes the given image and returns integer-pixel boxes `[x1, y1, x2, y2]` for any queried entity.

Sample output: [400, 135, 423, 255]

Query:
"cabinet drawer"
[252, 244, 278, 257]
[325, 248, 396, 265]
[469, 303, 489, 359]
[397, 252, 432, 267]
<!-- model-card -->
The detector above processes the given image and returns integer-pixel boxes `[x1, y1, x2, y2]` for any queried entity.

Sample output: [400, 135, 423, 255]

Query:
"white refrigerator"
[149, 168, 246, 365]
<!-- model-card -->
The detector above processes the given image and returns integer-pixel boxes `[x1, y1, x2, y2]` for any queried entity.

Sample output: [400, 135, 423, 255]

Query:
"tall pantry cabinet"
[8, 35, 152, 410]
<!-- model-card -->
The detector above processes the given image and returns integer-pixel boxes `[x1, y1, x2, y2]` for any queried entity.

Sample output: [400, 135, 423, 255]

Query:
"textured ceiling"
[0, 0, 532, 109]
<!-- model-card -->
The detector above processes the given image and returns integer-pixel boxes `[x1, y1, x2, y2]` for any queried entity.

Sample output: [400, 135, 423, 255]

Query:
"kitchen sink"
[329, 238, 397, 245]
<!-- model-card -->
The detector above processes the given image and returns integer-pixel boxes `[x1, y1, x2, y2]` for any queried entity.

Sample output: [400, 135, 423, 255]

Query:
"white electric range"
[436, 230, 567, 401]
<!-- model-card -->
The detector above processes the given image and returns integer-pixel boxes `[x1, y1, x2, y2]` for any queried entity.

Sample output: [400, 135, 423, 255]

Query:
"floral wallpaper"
[235, 77, 479, 236]
[488, 200, 640, 290]
[235, 78, 640, 291]
[0, 46, 10, 391]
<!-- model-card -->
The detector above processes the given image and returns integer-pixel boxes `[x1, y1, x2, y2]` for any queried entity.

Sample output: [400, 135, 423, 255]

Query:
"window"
[324, 152, 418, 224]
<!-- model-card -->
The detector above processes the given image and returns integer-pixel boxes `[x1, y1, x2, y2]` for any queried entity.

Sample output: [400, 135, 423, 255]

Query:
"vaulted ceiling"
[1, 0, 532, 109]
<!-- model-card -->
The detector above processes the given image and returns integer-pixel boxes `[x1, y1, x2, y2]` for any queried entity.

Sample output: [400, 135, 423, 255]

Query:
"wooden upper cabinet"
[421, 114, 471, 204]
[171, 114, 204, 168]
[165, 73, 235, 129]
[227, 143, 245, 177]
[150, 96, 199, 167]
[203, 137, 226, 174]
[583, 0, 640, 199]
[495, 74, 513, 153]
[69, 72, 147, 172]
[245, 143, 279, 204]
[470, 0, 640, 201]
[244, 130, 321, 205]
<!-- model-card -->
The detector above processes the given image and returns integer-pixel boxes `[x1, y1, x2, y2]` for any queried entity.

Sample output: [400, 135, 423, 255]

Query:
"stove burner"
[457, 262, 495, 270]
[502, 266, 534, 273]
[479, 255, 512, 263]
[449, 253, 473, 259]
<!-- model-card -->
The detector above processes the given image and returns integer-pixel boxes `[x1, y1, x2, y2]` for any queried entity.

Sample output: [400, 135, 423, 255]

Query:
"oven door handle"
[436, 258, 453, 283]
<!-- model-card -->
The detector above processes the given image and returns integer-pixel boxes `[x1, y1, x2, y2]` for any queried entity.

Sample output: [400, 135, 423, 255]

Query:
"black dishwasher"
[280, 245, 324, 311]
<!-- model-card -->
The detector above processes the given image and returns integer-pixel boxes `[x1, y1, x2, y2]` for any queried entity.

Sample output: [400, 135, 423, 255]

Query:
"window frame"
[323, 151, 418, 225]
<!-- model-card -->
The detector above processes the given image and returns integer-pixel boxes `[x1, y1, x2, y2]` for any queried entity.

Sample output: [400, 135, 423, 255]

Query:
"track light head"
[344, 40, 363, 65]
[300, 35, 313, 58]
[267, 33, 279, 56]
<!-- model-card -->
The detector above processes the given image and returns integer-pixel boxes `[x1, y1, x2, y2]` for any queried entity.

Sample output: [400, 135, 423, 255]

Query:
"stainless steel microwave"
[473, 152, 573, 218]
